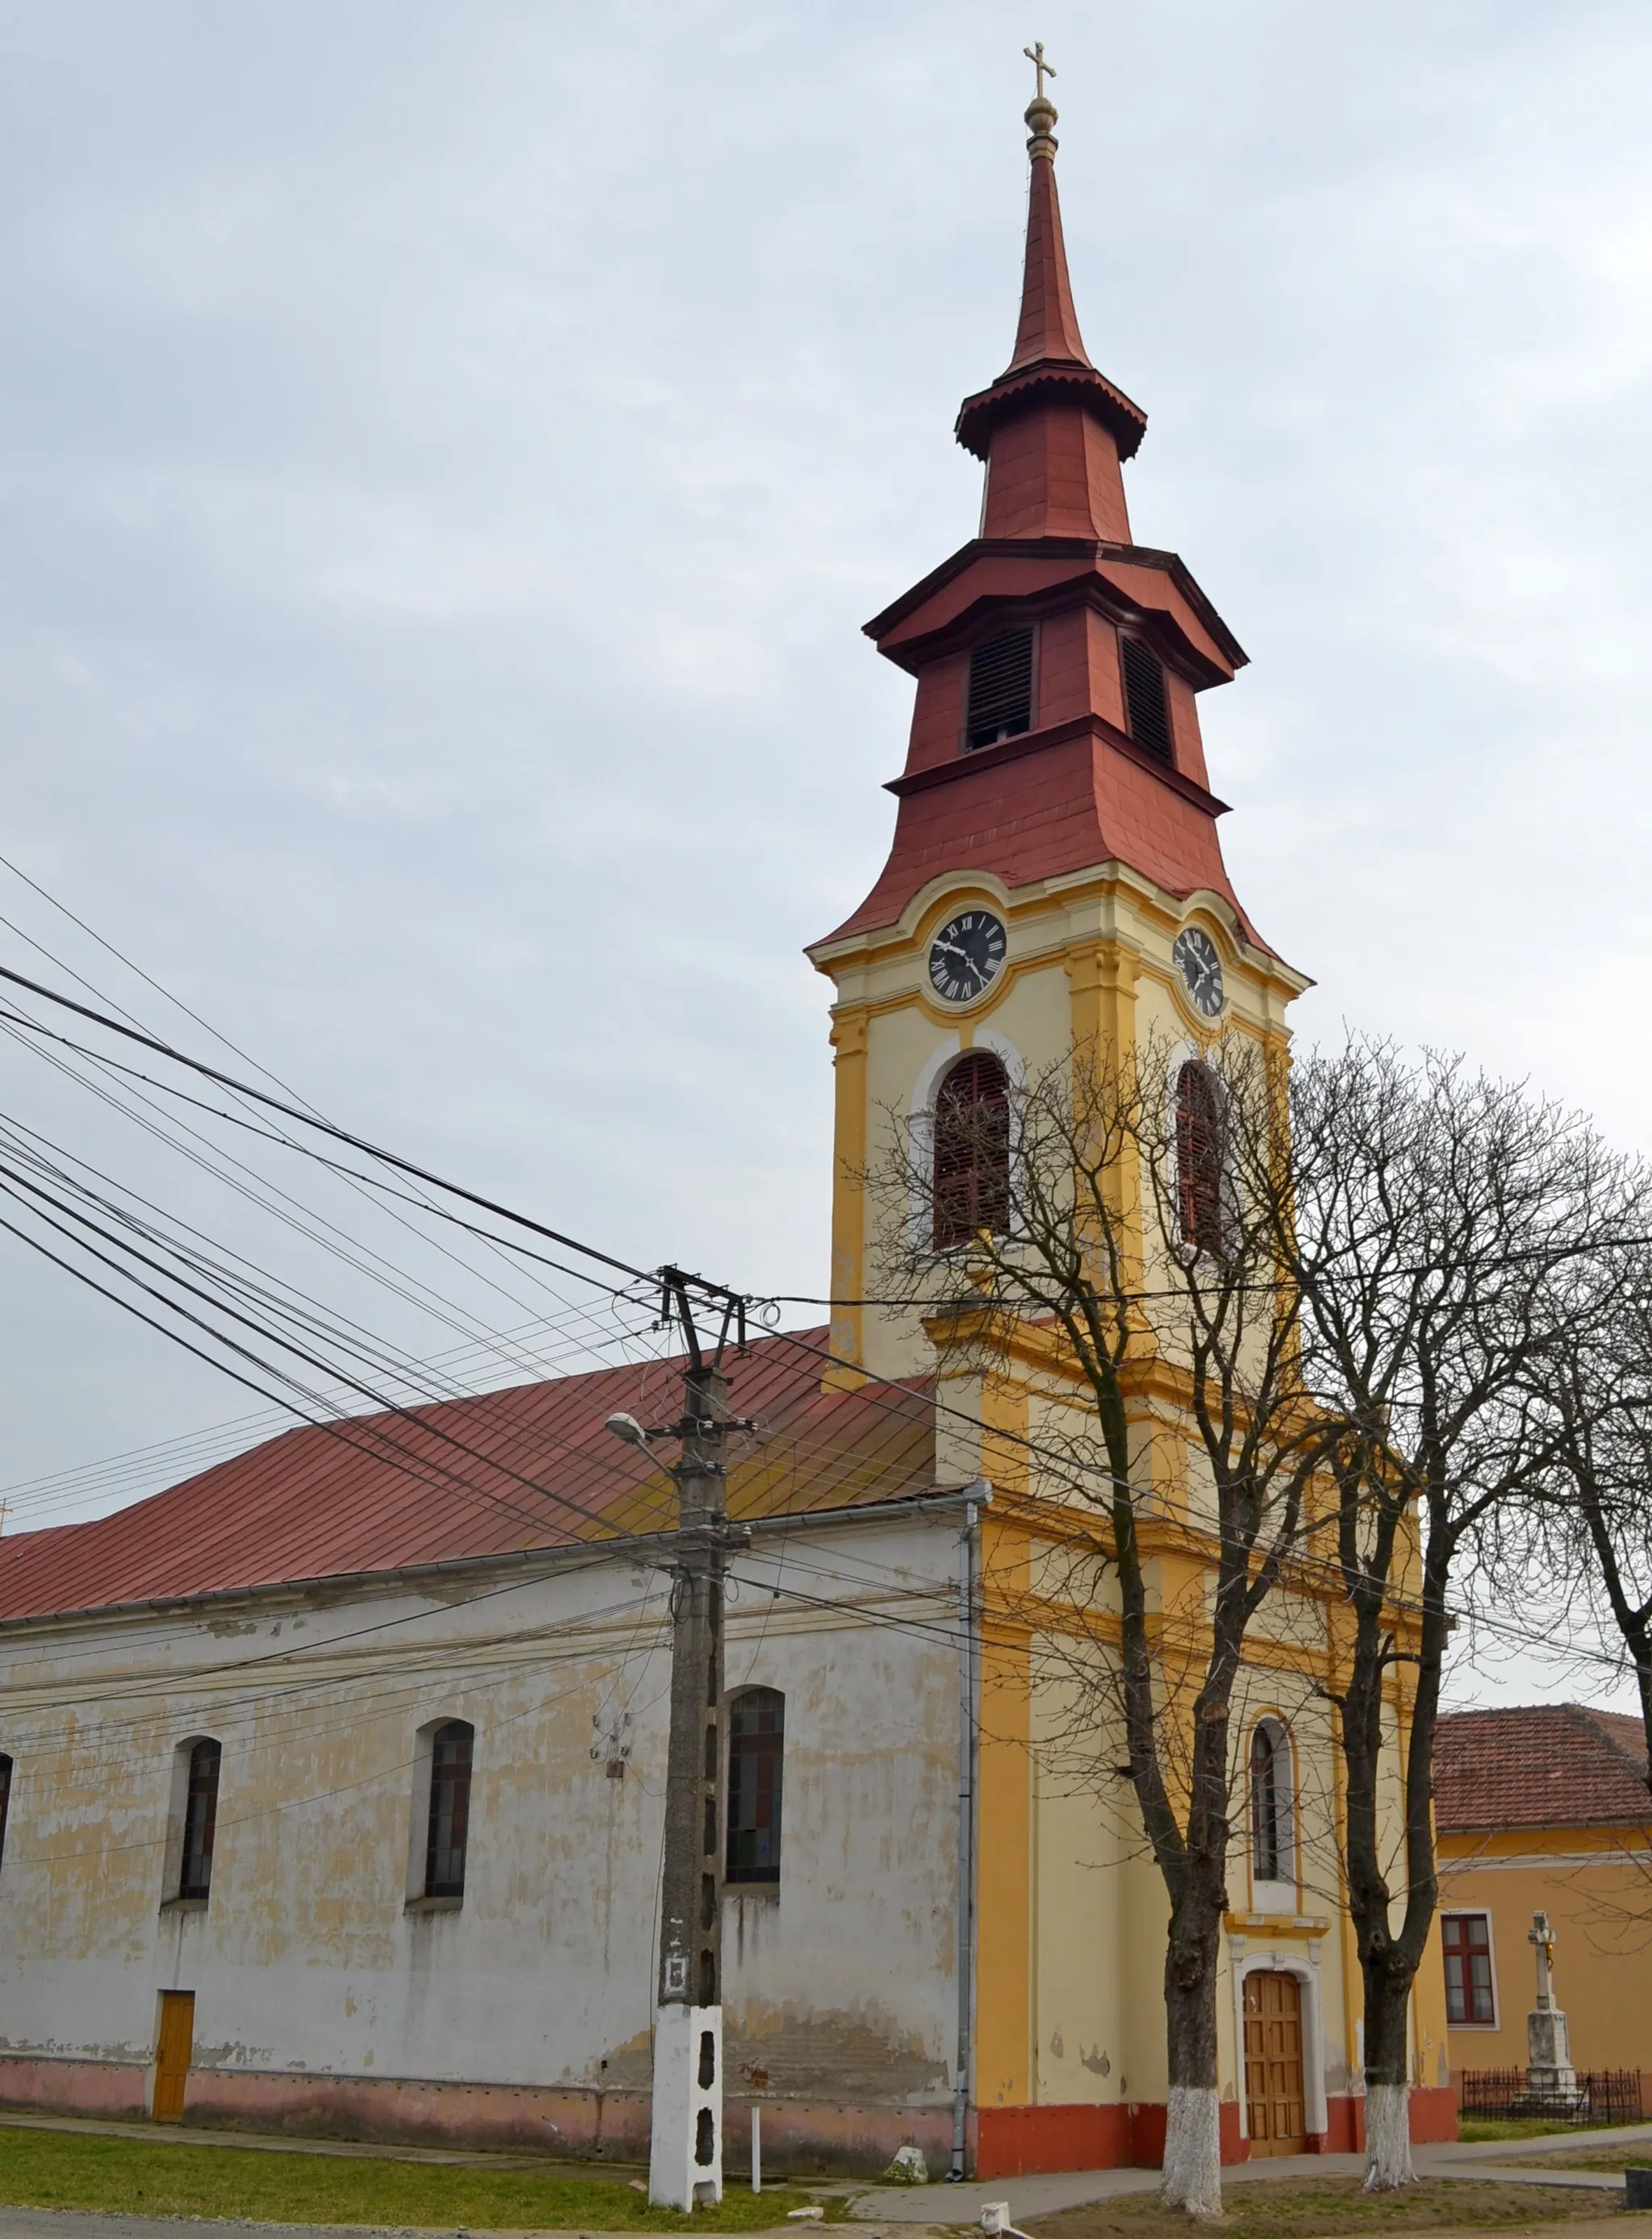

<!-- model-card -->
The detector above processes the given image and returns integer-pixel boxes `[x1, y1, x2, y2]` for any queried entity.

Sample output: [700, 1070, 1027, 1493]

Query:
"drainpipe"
[951, 1487, 986, 2181]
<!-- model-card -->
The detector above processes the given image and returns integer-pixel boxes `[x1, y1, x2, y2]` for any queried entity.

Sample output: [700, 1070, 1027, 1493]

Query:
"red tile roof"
[1435, 1704, 1652, 1834]
[0, 1328, 937, 1626]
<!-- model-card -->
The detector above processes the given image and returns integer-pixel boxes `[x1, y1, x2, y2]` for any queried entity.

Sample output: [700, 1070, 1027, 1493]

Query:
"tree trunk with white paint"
[1158, 1906, 1224, 2218]
[1359, 1967, 1416, 2190]
[1161, 2087, 1222, 2220]
[1362, 2083, 1414, 2191]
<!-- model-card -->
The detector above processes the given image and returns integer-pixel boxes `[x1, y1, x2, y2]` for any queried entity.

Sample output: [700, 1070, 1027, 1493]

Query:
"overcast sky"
[2, 2, 1649, 1701]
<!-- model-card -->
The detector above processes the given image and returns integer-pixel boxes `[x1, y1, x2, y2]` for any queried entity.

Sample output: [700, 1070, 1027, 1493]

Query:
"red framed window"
[1442, 1912, 1496, 2024]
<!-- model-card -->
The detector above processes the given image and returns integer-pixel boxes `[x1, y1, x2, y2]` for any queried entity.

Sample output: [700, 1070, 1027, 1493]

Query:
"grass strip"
[1458, 2123, 1627, 2145]
[0, 2124, 841, 2229]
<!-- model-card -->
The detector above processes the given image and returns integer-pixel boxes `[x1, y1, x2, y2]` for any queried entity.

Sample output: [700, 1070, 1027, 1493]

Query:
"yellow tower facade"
[803, 85, 1455, 2176]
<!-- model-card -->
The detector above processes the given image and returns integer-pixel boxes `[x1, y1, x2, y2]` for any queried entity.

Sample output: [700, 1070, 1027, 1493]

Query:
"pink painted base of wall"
[0, 2056, 952, 2177]
[974, 2099, 1249, 2178]
[1320, 2090, 1459, 2154]
[1408, 2087, 1458, 2144]
[0, 2058, 1458, 2175]
[0, 2059, 147, 2121]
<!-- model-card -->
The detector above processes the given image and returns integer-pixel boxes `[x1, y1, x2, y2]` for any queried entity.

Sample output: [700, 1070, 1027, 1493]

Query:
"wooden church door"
[1243, 1971, 1306, 2155]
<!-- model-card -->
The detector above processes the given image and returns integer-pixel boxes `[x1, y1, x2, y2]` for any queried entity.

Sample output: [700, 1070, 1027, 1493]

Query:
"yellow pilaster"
[824, 1007, 869, 1387]
[976, 1520, 1032, 2108]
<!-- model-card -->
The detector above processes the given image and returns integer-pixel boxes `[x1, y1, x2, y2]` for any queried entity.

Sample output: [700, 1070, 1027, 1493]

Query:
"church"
[0, 83, 1454, 2179]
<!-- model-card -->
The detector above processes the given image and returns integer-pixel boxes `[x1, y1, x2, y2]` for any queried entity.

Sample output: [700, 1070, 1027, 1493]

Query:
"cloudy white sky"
[2, 2, 1649, 1699]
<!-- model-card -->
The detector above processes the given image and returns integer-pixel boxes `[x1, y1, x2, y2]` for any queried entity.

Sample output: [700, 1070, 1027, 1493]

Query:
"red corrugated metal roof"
[0, 1328, 937, 1625]
[1436, 1704, 1652, 1834]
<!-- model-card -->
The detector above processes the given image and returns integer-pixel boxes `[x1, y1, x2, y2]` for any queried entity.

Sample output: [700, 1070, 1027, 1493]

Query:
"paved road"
[845, 2121, 1652, 2223]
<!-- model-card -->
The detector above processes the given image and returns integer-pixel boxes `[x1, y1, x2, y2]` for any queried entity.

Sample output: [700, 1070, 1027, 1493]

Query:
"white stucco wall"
[0, 1506, 966, 2136]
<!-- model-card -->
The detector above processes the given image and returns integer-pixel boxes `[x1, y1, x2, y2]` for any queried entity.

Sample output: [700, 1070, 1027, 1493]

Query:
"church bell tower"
[807, 73, 1309, 1383]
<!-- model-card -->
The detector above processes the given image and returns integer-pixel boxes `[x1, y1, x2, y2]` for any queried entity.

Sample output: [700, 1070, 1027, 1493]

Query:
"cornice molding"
[885, 710, 1232, 820]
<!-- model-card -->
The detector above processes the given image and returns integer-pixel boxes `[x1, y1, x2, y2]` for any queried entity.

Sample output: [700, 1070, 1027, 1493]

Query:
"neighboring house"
[1437, 1706, 1652, 2084]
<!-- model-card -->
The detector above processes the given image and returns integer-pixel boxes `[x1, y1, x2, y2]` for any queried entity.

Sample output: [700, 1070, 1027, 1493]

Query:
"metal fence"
[1459, 2069, 1644, 2125]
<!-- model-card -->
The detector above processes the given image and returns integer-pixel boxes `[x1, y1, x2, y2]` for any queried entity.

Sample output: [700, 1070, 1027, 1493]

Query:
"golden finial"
[1023, 40, 1058, 158]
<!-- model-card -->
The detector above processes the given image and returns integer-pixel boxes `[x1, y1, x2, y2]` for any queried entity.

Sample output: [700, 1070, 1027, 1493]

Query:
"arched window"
[423, 1720, 473, 1899]
[178, 1738, 221, 1901]
[932, 1052, 1011, 1251]
[0, 1753, 11, 1877]
[1175, 1060, 1224, 1257]
[726, 1688, 783, 1886]
[1250, 1718, 1294, 1885]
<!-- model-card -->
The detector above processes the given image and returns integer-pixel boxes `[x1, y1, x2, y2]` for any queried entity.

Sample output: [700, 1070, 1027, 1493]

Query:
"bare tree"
[1530, 1236, 1652, 1797]
[869, 1034, 1324, 2217]
[1281, 1042, 1640, 2187]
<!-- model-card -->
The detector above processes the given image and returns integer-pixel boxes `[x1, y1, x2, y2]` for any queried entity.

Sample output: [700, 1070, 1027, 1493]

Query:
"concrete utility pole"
[609, 1271, 749, 2212]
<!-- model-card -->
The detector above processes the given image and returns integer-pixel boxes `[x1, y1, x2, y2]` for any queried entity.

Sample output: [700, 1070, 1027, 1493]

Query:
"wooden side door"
[152, 1991, 195, 2122]
[1243, 1971, 1306, 2156]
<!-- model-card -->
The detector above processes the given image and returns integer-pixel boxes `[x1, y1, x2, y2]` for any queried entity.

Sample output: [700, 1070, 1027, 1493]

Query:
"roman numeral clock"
[927, 910, 1008, 1005]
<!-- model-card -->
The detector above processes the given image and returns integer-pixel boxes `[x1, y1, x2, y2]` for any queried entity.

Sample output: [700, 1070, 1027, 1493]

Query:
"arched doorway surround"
[1229, 1940, 1329, 2147]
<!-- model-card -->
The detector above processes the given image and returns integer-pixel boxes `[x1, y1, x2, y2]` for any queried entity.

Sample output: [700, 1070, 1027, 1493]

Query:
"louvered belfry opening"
[966, 628, 1035, 750]
[1120, 635, 1174, 763]
[933, 1051, 1012, 1250]
[1175, 1060, 1225, 1257]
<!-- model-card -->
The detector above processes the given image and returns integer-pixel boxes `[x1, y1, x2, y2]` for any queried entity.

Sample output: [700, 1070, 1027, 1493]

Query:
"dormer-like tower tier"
[807, 77, 1308, 1387]
[821, 89, 1263, 952]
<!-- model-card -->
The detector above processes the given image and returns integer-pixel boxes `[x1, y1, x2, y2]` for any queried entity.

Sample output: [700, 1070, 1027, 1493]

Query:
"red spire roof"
[955, 94, 1146, 473]
[1007, 122, 1092, 373]
[810, 75, 1287, 971]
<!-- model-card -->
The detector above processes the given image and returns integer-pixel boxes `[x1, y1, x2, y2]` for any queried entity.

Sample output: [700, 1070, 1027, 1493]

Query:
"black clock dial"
[1173, 926, 1225, 1019]
[927, 910, 1007, 1003]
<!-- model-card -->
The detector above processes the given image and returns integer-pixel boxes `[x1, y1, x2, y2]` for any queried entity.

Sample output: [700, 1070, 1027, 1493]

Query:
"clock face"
[928, 910, 1008, 1004]
[1173, 926, 1224, 1019]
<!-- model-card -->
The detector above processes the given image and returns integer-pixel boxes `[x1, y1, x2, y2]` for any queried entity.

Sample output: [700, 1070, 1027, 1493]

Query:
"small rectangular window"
[0, 1753, 11, 1876]
[966, 630, 1034, 750]
[727, 1689, 783, 1885]
[178, 1740, 220, 1902]
[1120, 636, 1174, 763]
[425, 1721, 473, 1899]
[1441, 1912, 1496, 2024]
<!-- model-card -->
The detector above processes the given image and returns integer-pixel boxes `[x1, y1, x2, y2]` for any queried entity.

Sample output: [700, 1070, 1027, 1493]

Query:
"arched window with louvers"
[932, 1051, 1011, 1252]
[1174, 1059, 1226, 1259]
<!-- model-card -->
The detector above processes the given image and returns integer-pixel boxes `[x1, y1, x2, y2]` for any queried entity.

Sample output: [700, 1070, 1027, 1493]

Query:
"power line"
[0, 961, 651, 1285]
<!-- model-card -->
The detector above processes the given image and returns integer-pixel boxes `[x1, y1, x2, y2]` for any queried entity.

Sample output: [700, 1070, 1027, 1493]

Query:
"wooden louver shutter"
[1120, 636, 1174, 762]
[966, 630, 1035, 750]
[933, 1053, 1011, 1249]
[1175, 1061, 1224, 1257]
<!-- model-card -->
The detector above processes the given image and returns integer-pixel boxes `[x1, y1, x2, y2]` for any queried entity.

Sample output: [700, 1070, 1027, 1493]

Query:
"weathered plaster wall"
[0, 1511, 964, 2162]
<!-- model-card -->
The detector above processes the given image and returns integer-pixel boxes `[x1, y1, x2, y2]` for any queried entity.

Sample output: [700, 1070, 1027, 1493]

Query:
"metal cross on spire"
[1023, 42, 1056, 100]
